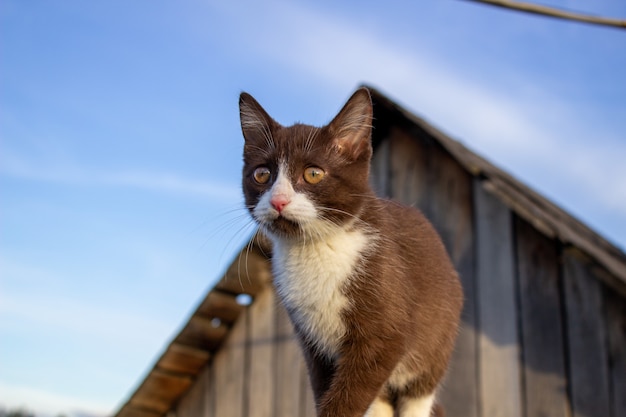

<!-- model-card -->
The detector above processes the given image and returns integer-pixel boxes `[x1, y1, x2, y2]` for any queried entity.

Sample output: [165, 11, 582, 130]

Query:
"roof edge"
[113, 234, 272, 417]
[365, 84, 626, 296]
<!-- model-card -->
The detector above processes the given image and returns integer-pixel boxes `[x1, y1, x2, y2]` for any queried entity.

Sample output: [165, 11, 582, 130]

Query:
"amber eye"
[253, 167, 271, 184]
[303, 167, 325, 184]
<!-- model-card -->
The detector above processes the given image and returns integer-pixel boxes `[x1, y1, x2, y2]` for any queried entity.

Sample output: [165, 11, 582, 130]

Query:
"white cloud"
[0, 149, 242, 203]
[215, 1, 553, 144]
[102, 171, 241, 201]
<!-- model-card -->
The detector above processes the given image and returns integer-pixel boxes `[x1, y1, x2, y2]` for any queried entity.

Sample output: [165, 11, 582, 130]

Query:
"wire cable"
[460, 0, 626, 30]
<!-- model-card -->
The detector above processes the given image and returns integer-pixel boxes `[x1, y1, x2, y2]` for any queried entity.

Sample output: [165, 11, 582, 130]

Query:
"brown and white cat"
[239, 87, 463, 417]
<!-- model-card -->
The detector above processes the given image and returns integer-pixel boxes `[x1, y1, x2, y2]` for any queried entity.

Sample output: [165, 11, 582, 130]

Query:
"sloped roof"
[113, 86, 626, 417]
[114, 234, 273, 417]
[367, 85, 626, 296]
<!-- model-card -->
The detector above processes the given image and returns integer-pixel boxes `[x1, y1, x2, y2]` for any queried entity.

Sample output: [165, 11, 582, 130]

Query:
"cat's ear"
[328, 87, 373, 161]
[239, 92, 280, 143]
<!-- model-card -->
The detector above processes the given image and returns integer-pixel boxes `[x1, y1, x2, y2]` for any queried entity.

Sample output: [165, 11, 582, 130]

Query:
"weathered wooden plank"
[129, 369, 193, 414]
[205, 359, 217, 417]
[563, 248, 610, 417]
[213, 308, 248, 417]
[388, 126, 429, 210]
[274, 299, 304, 417]
[418, 133, 478, 417]
[370, 135, 391, 198]
[484, 170, 626, 298]
[605, 287, 626, 417]
[247, 288, 276, 417]
[474, 179, 522, 417]
[175, 365, 208, 417]
[515, 216, 569, 417]
[197, 290, 245, 325]
[157, 343, 210, 375]
[174, 315, 229, 352]
[380, 125, 479, 417]
[301, 360, 317, 417]
[214, 245, 272, 296]
[370, 86, 626, 297]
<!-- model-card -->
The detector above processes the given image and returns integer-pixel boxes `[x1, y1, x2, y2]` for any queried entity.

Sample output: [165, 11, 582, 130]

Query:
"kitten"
[239, 87, 463, 417]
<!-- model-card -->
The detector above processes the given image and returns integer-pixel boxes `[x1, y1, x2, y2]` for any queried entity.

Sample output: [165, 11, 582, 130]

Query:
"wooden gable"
[114, 86, 626, 417]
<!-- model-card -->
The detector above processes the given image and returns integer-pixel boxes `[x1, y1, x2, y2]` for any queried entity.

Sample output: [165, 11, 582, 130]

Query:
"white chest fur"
[272, 228, 369, 357]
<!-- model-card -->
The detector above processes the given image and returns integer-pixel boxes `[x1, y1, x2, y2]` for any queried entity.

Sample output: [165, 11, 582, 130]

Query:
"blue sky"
[1, 1, 625, 416]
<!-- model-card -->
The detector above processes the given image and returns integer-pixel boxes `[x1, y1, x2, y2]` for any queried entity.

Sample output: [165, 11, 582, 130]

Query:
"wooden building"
[113, 87, 626, 417]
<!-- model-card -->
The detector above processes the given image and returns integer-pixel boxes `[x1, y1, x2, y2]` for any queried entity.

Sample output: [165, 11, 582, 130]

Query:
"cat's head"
[239, 88, 374, 241]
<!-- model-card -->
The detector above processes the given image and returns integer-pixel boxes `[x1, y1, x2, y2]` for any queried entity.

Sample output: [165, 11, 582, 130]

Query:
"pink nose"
[271, 195, 290, 213]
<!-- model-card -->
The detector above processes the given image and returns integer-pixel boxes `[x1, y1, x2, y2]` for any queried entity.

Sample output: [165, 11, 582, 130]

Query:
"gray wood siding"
[384, 127, 480, 417]
[474, 179, 522, 417]
[564, 249, 611, 417]
[174, 289, 316, 417]
[515, 216, 569, 417]
[167, 123, 625, 417]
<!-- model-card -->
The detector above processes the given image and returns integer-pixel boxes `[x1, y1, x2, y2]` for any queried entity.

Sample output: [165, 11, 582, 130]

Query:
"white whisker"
[303, 126, 319, 153]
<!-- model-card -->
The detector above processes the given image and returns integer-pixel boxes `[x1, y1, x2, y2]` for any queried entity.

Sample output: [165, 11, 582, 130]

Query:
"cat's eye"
[303, 167, 325, 184]
[253, 167, 271, 184]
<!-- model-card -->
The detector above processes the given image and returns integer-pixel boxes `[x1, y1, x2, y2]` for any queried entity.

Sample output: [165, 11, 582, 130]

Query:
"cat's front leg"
[364, 397, 394, 417]
[299, 341, 335, 408]
[397, 394, 436, 417]
[317, 336, 404, 417]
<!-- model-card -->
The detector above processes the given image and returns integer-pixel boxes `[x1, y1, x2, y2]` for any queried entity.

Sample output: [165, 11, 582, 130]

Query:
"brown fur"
[240, 88, 463, 417]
